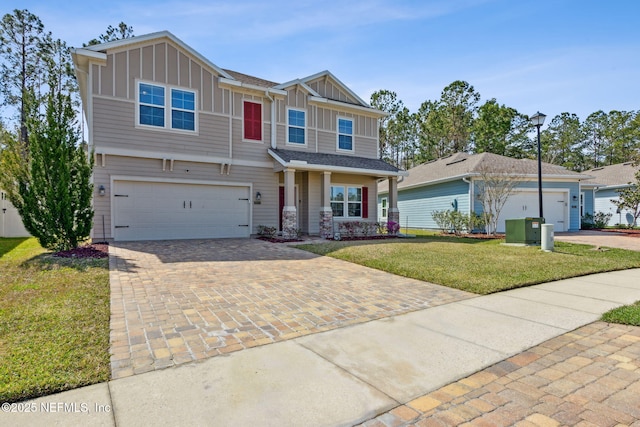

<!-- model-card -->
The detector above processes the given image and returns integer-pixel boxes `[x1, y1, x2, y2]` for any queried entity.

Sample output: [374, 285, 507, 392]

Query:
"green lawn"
[0, 238, 110, 403]
[296, 236, 640, 295]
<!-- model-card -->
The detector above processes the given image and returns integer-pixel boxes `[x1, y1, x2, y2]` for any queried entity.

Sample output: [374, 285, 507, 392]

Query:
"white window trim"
[286, 107, 307, 146]
[330, 184, 363, 218]
[242, 100, 264, 143]
[135, 80, 198, 134]
[336, 116, 354, 153]
[381, 196, 388, 219]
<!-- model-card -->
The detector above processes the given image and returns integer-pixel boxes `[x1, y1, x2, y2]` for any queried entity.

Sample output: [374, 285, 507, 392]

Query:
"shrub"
[431, 210, 479, 235]
[593, 211, 613, 229]
[257, 225, 276, 237]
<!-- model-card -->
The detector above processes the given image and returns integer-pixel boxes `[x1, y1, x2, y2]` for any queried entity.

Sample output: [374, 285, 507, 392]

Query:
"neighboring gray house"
[1, 190, 30, 238]
[581, 162, 639, 226]
[71, 31, 405, 241]
[378, 152, 590, 233]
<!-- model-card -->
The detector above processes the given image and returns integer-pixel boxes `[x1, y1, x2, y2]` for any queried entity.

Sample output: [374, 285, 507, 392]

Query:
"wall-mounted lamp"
[254, 191, 262, 204]
[98, 185, 106, 196]
[572, 195, 578, 201]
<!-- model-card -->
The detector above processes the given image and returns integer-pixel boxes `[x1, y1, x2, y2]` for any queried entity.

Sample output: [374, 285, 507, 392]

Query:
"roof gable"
[582, 162, 639, 187]
[380, 152, 589, 193]
[78, 31, 233, 80]
[276, 70, 368, 107]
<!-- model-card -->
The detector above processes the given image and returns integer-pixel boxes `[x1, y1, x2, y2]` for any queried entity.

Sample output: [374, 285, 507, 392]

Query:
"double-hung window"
[244, 101, 262, 141]
[138, 82, 196, 132]
[337, 117, 353, 151]
[287, 108, 306, 144]
[331, 186, 365, 218]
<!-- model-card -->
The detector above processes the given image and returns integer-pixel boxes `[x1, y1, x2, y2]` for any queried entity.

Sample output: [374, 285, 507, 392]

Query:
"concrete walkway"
[7, 268, 640, 426]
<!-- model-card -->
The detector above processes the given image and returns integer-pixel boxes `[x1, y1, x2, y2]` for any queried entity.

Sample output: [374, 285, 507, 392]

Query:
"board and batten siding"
[92, 42, 230, 115]
[306, 77, 359, 105]
[92, 156, 278, 240]
[395, 180, 471, 230]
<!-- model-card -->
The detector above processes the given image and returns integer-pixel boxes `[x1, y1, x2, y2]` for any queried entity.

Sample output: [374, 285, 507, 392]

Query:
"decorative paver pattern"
[359, 321, 640, 427]
[109, 238, 473, 379]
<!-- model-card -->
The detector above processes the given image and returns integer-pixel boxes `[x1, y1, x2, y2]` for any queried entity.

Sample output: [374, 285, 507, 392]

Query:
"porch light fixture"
[98, 185, 106, 196]
[254, 191, 261, 204]
[530, 111, 546, 218]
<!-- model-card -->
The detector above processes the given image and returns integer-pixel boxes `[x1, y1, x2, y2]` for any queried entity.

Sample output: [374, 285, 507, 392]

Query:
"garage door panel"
[497, 191, 567, 233]
[113, 181, 251, 241]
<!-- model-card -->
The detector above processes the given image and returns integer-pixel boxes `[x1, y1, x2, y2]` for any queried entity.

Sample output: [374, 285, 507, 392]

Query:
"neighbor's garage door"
[497, 191, 568, 233]
[113, 181, 251, 241]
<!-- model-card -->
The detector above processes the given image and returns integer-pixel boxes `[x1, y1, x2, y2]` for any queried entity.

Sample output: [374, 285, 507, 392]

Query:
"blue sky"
[6, 0, 640, 122]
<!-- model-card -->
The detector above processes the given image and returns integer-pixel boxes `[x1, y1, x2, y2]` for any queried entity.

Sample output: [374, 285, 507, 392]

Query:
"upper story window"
[138, 82, 197, 132]
[287, 108, 306, 145]
[244, 101, 262, 141]
[337, 118, 353, 151]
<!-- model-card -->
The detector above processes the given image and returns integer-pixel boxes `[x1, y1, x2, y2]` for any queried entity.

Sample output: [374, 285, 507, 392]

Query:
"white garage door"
[113, 181, 251, 241]
[497, 191, 568, 233]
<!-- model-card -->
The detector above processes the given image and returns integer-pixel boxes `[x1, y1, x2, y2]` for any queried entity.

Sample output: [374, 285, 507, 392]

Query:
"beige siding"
[128, 48, 141, 100]
[231, 119, 271, 162]
[142, 45, 153, 80]
[308, 77, 359, 104]
[307, 172, 321, 234]
[93, 98, 233, 159]
[103, 54, 114, 96]
[202, 70, 213, 112]
[114, 52, 127, 98]
[179, 52, 190, 87]
[92, 156, 278, 239]
[167, 43, 178, 85]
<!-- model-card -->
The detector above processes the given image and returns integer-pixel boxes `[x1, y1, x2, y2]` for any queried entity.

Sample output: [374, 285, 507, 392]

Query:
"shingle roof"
[269, 148, 402, 174]
[582, 162, 639, 187]
[379, 152, 588, 192]
[223, 69, 279, 88]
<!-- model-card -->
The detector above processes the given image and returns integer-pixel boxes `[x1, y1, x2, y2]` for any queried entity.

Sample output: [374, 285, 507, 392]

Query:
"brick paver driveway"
[555, 230, 640, 251]
[108, 238, 473, 379]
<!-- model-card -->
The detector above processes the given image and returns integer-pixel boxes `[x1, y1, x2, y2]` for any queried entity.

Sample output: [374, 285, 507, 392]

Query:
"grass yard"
[0, 238, 110, 403]
[297, 236, 640, 295]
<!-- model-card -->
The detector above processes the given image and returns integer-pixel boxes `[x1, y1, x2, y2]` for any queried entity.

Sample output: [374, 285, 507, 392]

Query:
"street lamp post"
[530, 112, 546, 219]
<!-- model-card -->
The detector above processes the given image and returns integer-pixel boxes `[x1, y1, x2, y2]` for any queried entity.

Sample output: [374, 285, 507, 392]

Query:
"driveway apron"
[108, 238, 473, 379]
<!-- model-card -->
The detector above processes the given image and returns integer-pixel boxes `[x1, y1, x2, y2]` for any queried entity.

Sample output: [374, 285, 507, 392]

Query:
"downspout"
[463, 177, 473, 217]
[265, 89, 276, 149]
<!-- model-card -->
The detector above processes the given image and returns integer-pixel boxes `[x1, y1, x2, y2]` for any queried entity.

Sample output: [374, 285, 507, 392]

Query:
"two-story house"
[71, 31, 404, 241]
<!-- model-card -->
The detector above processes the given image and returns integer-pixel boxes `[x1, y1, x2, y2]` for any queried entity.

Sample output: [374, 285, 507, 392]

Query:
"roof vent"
[446, 158, 467, 166]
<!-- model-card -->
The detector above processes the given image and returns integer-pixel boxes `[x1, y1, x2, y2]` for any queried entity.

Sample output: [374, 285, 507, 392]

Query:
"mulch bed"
[257, 236, 304, 243]
[53, 243, 109, 258]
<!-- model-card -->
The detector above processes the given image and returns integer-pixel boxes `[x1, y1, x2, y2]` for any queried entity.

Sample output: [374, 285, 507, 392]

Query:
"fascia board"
[308, 96, 387, 117]
[218, 78, 287, 96]
[267, 149, 407, 177]
[301, 70, 369, 107]
[80, 31, 233, 80]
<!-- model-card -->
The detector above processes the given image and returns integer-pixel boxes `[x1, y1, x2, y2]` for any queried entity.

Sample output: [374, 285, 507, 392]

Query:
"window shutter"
[244, 102, 262, 140]
[362, 186, 368, 218]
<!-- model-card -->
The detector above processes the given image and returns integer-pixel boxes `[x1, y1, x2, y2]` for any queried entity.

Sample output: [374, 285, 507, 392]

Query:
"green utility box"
[505, 217, 545, 245]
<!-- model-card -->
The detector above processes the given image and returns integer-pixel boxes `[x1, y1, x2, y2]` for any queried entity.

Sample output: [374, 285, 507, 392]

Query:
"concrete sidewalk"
[6, 269, 640, 427]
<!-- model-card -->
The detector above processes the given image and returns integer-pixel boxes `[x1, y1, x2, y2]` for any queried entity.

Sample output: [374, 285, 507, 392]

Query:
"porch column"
[282, 168, 297, 239]
[319, 171, 333, 238]
[387, 176, 400, 234]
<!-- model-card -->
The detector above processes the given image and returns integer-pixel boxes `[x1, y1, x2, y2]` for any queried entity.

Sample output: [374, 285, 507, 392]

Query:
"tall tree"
[604, 110, 638, 165]
[85, 22, 134, 46]
[370, 89, 403, 164]
[0, 9, 51, 144]
[582, 110, 608, 169]
[540, 112, 585, 171]
[439, 80, 480, 153]
[416, 80, 480, 160]
[473, 99, 531, 157]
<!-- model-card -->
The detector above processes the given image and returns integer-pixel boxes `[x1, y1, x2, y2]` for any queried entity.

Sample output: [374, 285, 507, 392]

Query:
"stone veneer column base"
[319, 208, 333, 238]
[282, 206, 297, 240]
[387, 208, 400, 235]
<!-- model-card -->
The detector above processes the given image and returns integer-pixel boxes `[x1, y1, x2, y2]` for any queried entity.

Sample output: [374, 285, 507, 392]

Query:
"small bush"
[257, 225, 277, 237]
[432, 210, 479, 235]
